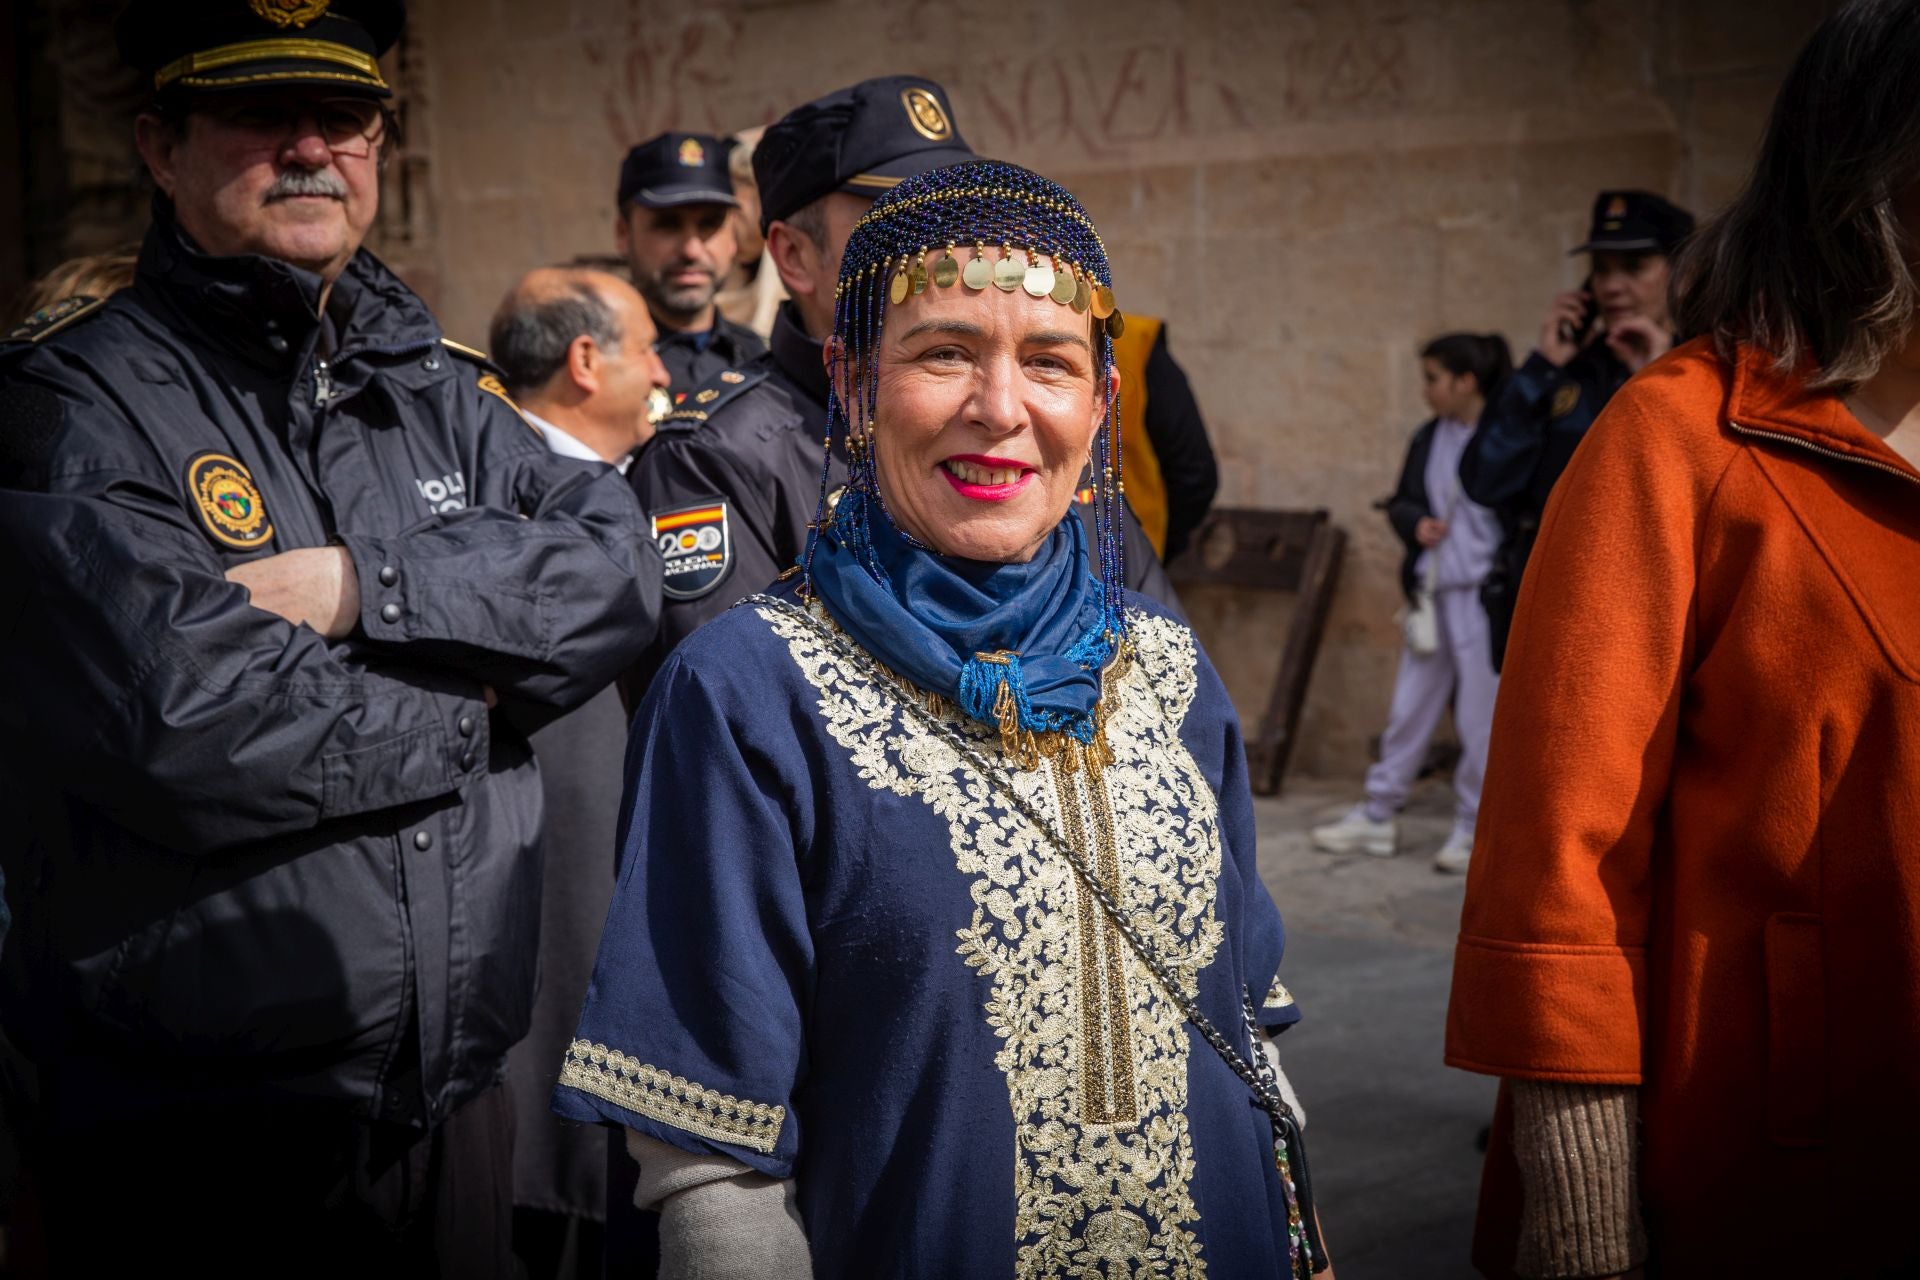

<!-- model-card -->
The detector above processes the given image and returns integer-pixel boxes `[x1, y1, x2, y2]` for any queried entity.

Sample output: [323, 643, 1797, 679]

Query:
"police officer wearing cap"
[624, 75, 1178, 703]
[1461, 188, 1694, 669]
[0, 3, 657, 1272]
[615, 131, 766, 399]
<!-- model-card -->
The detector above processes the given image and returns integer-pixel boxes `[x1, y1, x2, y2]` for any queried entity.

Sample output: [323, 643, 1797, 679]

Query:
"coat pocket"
[1764, 912, 1826, 1147]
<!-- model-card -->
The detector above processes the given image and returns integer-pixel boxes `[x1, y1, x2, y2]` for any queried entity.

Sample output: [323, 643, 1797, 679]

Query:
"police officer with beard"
[0, 3, 656, 1273]
[624, 75, 1177, 702]
[614, 131, 766, 398]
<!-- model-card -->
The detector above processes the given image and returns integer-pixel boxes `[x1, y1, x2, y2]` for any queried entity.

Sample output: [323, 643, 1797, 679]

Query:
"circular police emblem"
[250, 0, 331, 28]
[1550, 383, 1581, 420]
[652, 501, 732, 600]
[185, 451, 274, 550]
[901, 87, 953, 142]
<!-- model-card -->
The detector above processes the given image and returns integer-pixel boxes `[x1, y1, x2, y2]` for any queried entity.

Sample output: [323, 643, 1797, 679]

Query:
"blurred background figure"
[614, 131, 765, 398]
[1109, 316, 1219, 564]
[714, 126, 784, 342]
[489, 266, 669, 1280]
[491, 266, 668, 471]
[1461, 190, 1693, 669]
[1450, 2, 1920, 1275]
[1312, 333, 1511, 873]
[13, 244, 137, 322]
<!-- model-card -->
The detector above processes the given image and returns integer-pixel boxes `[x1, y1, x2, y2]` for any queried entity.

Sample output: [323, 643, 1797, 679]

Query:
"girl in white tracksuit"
[1312, 333, 1511, 871]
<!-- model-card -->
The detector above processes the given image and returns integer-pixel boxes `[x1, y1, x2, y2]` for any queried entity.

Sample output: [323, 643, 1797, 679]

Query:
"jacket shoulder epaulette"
[656, 365, 771, 434]
[3, 295, 108, 350]
[439, 336, 506, 376]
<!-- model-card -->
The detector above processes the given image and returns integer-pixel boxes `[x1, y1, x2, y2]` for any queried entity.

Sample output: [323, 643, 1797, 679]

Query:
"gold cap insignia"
[695, 388, 719, 404]
[250, 0, 331, 29]
[186, 452, 274, 549]
[720, 370, 745, 384]
[678, 138, 706, 167]
[901, 87, 952, 142]
[1606, 195, 1629, 218]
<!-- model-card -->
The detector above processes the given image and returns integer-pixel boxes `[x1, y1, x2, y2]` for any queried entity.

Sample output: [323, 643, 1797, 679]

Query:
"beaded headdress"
[803, 159, 1130, 767]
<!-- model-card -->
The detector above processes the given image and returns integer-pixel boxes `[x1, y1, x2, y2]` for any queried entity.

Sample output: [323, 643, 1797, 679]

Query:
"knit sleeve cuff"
[1510, 1080, 1648, 1278]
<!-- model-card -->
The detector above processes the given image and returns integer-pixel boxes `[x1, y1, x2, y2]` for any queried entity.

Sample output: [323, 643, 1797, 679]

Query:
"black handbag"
[757, 594, 1330, 1277]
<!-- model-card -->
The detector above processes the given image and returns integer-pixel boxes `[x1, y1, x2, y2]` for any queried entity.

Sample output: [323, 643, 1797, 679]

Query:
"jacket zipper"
[313, 356, 334, 406]
[1727, 420, 1920, 487]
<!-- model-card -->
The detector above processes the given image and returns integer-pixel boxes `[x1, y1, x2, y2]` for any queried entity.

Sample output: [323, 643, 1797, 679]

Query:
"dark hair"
[489, 281, 624, 397]
[1672, 0, 1920, 389]
[1419, 332, 1512, 398]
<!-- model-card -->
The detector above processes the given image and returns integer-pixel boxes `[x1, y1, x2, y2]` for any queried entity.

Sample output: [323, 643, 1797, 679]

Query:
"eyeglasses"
[198, 96, 388, 156]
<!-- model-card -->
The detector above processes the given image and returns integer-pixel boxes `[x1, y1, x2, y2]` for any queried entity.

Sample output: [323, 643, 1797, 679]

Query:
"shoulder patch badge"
[653, 501, 732, 600]
[1550, 383, 1581, 420]
[5, 295, 105, 345]
[185, 451, 274, 550]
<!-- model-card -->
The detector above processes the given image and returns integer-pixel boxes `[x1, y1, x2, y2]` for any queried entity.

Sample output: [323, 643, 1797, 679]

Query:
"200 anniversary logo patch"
[653, 501, 731, 600]
[185, 451, 274, 550]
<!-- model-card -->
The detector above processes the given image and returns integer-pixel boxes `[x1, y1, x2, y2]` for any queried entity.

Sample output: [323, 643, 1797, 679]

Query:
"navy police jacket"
[0, 210, 659, 1129]
[625, 302, 1181, 703]
[1458, 341, 1629, 667]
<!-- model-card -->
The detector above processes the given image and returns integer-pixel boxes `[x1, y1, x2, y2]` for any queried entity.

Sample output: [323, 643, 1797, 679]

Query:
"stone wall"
[410, 0, 1827, 776]
[8, 0, 1832, 777]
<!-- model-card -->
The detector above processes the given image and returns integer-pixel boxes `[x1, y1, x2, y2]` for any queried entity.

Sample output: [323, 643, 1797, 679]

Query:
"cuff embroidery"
[560, 1040, 786, 1154]
[1263, 975, 1296, 1009]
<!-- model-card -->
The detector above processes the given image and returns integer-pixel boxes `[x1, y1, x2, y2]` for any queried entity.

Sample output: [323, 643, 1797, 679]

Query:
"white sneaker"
[1310, 805, 1396, 857]
[1433, 831, 1472, 874]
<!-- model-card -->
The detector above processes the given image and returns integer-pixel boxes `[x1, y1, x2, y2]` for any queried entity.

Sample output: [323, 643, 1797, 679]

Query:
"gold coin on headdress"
[1091, 285, 1116, 319]
[1105, 310, 1126, 339]
[1050, 268, 1077, 305]
[1023, 262, 1054, 297]
[933, 253, 960, 288]
[889, 269, 910, 305]
[962, 256, 992, 289]
[1072, 278, 1092, 313]
[910, 261, 929, 295]
[993, 256, 1023, 292]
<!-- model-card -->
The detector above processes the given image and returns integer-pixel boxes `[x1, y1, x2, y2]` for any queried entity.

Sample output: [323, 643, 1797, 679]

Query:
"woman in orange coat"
[1445, 2, 1920, 1276]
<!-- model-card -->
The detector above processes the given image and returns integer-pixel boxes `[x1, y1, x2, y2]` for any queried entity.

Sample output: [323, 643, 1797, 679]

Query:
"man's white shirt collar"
[524, 409, 632, 474]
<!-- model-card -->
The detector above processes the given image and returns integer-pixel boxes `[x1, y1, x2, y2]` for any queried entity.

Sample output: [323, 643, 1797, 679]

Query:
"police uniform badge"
[5, 295, 105, 345]
[251, 0, 331, 28]
[677, 137, 706, 167]
[901, 87, 953, 141]
[185, 451, 274, 550]
[654, 501, 732, 600]
[1550, 383, 1582, 420]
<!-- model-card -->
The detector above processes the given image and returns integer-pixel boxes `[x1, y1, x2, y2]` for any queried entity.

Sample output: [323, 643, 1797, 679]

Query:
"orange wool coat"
[1446, 339, 1920, 1276]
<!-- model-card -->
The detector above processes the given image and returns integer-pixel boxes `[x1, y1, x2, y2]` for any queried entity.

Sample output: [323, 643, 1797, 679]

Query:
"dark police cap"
[115, 0, 404, 100]
[1572, 190, 1695, 256]
[754, 75, 975, 229]
[617, 133, 737, 211]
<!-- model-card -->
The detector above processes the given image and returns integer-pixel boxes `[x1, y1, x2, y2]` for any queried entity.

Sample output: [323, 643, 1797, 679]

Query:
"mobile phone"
[1558, 276, 1598, 347]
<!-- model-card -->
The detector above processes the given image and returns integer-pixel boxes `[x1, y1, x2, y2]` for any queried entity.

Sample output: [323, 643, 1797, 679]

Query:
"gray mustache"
[265, 170, 348, 202]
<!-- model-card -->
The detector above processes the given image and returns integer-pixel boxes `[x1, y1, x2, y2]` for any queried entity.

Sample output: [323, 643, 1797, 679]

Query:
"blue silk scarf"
[806, 489, 1116, 744]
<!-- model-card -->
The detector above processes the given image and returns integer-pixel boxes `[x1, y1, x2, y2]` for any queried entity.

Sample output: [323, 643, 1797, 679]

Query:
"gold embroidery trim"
[1055, 761, 1138, 1125]
[156, 37, 385, 89]
[1264, 975, 1296, 1009]
[558, 1040, 786, 1154]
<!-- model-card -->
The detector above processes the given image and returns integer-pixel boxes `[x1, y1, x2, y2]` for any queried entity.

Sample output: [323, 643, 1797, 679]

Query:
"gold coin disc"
[1091, 285, 1116, 319]
[889, 270, 910, 305]
[1072, 278, 1093, 313]
[933, 254, 960, 288]
[993, 256, 1024, 292]
[1050, 268, 1077, 305]
[910, 262, 929, 295]
[1105, 310, 1126, 339]
[962, 256, 993, 290]
[1023, 263, 1054, 297]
